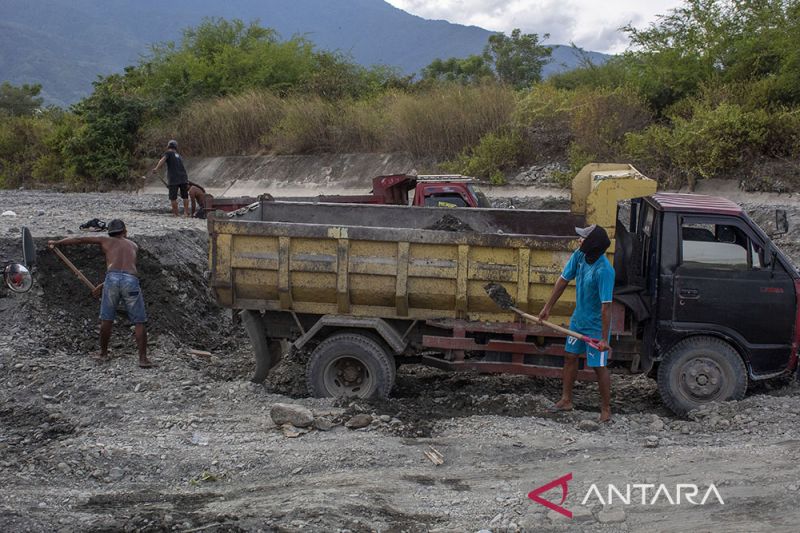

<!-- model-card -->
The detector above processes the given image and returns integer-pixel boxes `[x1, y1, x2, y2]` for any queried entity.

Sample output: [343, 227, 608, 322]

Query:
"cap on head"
[167, 139, 178, 149]
[107, 219, 126, 236]
[575, 224, 597, 239]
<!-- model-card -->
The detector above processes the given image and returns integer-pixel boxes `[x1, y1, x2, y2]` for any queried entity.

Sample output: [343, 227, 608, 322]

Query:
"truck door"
[672, 215, 795, 375]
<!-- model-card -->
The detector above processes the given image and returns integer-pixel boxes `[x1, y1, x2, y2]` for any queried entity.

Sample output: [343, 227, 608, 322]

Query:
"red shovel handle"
[584, 336, 605, 351]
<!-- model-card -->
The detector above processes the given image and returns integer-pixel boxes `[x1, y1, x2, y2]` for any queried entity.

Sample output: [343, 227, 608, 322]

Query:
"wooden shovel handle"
[51, 246, 97, 292]
[511, 306, 603, 350]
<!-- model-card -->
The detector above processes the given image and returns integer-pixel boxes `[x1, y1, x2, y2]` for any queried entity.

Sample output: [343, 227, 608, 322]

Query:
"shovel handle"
[511, 306, 604, 350]
[51, 246, 97, 292]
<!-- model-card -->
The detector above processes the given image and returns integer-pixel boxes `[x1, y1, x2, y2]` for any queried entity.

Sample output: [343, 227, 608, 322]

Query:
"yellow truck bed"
[208, 164, 656, 326]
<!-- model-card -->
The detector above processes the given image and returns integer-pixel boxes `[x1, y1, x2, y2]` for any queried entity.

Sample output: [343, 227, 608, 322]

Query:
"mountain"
[0, 0, 610, 106]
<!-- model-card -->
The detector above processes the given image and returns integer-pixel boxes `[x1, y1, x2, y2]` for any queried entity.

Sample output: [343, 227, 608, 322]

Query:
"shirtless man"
[48, 219, 156, 368]
[187, 181, 207, 218]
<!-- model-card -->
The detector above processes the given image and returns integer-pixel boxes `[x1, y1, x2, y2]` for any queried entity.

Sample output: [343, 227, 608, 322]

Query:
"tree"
[64, 74, 146, 184]
[421, 55, 494, 84]
[483, 29, 552, 89]
[0, 82, 44, 117]
[622, 0, 800, 109]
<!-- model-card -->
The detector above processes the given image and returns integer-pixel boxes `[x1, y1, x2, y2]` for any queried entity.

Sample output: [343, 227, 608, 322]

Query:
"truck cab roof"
[648, 192, 743, 216]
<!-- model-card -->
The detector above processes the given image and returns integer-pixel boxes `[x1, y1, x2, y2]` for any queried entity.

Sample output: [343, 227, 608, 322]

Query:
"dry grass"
[168, 90, 285, 155]
[383, 84, 516, 157]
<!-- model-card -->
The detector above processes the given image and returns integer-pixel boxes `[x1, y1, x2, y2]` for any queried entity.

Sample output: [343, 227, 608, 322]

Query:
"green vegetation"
[2, 1, 800, 191]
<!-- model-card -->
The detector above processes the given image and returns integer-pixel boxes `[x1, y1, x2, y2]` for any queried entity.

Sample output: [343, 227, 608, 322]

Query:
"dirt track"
[2, 189, 800, 532]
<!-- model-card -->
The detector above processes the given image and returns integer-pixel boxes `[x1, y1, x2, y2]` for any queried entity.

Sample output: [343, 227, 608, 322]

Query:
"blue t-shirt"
[560, 250, 615, 338]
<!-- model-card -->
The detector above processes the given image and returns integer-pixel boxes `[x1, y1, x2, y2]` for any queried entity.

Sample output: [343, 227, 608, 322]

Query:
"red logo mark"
[528, 473, 573, 518]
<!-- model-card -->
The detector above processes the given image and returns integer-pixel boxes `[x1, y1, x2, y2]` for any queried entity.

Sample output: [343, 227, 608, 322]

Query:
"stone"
[644, 435, 659, 448]
[345, 414, 373, 429]
[108, 467, 125, 481]
[270, 403, 314, 428]
[649, 418, 665, 431]
[313, 418, 334, 431]
[577, 419, 600, 432]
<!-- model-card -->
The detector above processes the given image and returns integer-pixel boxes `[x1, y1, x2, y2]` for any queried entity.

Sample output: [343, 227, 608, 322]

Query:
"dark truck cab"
[615, 192, 799, 414]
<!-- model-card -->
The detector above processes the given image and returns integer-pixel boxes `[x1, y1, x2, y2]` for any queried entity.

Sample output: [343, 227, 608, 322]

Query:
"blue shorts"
[565, 334, 610, 367]
[99, 271, 147, 324]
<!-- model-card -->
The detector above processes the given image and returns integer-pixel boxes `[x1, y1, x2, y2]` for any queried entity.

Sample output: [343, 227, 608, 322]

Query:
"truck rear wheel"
[306, 333, 395, 399]
[657, 336, 747, 416]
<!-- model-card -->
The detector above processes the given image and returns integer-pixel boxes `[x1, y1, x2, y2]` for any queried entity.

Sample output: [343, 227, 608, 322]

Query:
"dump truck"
[207, 163, 799, 415]
[205, 174, 491, 213]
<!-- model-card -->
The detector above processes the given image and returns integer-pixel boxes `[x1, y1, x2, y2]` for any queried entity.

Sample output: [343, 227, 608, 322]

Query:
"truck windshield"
[468, 184, 492, 208]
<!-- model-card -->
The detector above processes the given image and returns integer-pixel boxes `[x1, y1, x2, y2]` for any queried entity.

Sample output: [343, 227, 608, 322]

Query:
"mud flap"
[241, 310, 283, 382]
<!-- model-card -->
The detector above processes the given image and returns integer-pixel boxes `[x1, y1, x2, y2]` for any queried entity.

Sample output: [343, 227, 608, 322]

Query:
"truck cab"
[411, 175, 491, 208]
[615, 192, 799, 414]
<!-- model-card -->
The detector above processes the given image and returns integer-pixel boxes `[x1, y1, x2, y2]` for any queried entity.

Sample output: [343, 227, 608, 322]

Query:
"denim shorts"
[99, 270, 147, 323]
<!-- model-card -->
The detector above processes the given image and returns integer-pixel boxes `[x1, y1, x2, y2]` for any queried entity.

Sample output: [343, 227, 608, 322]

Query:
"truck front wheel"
[306, 333, 396, 399]
[657, 336, 747, 416]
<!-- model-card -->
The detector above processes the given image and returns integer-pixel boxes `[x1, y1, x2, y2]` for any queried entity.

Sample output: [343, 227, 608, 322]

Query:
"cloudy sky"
[384, 0, 685, 53]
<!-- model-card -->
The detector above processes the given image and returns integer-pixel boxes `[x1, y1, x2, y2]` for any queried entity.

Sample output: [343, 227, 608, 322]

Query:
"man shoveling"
[48, 219, 156, 368]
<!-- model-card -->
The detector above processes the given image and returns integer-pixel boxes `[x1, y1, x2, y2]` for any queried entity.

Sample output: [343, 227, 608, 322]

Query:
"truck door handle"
[679, 288, 699, 299]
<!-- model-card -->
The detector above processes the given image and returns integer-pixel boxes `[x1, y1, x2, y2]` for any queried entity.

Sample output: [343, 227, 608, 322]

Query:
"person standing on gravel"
[538, 224, 614, 422]
[150, 139, 190, 217]
[48, 219, 157, 369]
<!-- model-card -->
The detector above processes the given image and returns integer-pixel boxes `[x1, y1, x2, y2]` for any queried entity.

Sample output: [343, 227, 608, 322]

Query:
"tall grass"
[162, 90, 285, 156]
[383, 84, 516, 157]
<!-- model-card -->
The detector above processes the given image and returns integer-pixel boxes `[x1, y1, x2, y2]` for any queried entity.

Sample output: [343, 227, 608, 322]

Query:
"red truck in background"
[206, 174, 491, 212]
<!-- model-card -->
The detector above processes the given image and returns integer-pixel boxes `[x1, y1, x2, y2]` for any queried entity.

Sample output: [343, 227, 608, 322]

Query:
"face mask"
[579, 226, 611, 264]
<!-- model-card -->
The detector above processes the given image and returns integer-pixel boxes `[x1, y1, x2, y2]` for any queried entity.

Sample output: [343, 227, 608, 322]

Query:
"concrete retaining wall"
[143, 152, 426, 196]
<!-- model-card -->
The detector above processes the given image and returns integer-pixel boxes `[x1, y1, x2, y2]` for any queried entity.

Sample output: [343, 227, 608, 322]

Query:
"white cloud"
[384, 0, 683, 53]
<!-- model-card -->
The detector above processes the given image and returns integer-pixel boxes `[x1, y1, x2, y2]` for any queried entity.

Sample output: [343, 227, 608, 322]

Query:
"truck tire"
[657, 336, 747, 416]
[306, 333, 395, 399]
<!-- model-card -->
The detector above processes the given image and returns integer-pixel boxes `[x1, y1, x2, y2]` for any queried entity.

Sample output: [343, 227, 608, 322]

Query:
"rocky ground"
[1, 188, 800, 532]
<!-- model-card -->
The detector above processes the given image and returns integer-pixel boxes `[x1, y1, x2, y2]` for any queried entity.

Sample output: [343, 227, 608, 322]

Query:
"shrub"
[625, 101, 780, 188]
[513, 84, 574, 162]
[442, 131, 523, 183]
[0, 116, 51, 187]
[569, 87, 652, 163]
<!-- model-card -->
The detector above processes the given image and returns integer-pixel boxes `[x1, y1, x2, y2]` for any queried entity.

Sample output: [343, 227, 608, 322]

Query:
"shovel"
[51, 246, 103, 299]
[484, 282, 604, 350]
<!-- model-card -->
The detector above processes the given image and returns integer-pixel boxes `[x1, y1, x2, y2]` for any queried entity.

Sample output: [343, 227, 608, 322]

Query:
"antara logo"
[528, 473, 724, 517]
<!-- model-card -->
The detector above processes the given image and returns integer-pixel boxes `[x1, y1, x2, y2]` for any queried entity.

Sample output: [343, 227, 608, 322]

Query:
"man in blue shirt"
[539, 224, 614, 422]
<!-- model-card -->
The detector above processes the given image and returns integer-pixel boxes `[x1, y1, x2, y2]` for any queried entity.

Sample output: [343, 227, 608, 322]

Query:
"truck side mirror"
[773, 209, 788, 237]
[4, 263, 32, 293]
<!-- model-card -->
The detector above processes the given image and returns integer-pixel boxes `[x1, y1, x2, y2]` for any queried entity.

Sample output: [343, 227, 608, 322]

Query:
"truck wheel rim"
[323, 356, 373, 398]
[679, 357, 724, 401]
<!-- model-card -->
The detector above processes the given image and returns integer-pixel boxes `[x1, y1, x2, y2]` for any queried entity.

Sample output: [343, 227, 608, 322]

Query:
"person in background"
[48, 219, 156, 368]
[151, 139, 190, 217]
[188, 181, 207, 218]
[538, 224, 614, 422]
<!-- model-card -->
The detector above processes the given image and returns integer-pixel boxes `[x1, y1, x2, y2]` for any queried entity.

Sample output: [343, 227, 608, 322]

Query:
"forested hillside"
[0, 0, 606, 106]
[1, 0, 798, 192]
